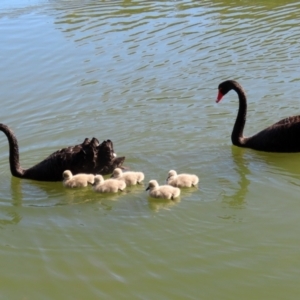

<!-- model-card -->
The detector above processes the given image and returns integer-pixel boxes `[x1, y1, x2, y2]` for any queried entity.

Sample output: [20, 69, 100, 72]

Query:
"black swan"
[216, 80, 300, 152]
[0, 123, 125, 181]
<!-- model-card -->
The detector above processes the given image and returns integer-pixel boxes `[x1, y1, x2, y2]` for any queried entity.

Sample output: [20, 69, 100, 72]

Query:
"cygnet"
[146, 180, 180, 200]
[111, 168, 144, 185]
[166, 170, 199, 188]
[93, 175, 126, 193]
[63, 170, 95, 188]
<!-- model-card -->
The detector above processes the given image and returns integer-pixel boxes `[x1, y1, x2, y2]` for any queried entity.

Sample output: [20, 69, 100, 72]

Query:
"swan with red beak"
[216, 80, 300, 152]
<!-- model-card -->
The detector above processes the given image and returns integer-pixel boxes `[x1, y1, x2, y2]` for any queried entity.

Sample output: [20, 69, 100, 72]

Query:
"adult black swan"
[0, 123, 125, 181]
[216, 80, 300, 152]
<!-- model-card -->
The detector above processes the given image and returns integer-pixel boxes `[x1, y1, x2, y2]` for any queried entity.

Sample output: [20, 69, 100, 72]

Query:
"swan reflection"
[148, 197, 181, 212]
[220, 147, 250, 210]
[0, 211, 22, 227]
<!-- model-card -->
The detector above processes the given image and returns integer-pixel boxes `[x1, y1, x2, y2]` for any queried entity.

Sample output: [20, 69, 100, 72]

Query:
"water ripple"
[2, 1, 300, 298]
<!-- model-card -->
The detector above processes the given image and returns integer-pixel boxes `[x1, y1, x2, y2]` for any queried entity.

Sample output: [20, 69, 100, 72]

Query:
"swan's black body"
[217, 80, 300, 152]
[0, 123, 125, 181]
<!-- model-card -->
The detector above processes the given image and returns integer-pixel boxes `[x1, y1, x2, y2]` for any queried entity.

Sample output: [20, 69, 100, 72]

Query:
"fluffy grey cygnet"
[146, 180, 180, 200]
[63, 170, 95, 188]
[166, 170, 199, 188]
[93, 175, 126, 193]
[111, 168, 145, 185]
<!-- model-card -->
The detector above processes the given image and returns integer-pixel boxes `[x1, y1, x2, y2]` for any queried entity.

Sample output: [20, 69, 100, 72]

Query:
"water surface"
[1, 0, 300, 299]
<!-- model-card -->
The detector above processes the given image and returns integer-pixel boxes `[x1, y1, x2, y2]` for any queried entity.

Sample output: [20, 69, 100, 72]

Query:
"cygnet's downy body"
[146, 180, 180, 200]
[111, 168, 144, 185]
[166, 170, 199, 188]
[93, 175, 126, 193]
[63, 170, 95, 188]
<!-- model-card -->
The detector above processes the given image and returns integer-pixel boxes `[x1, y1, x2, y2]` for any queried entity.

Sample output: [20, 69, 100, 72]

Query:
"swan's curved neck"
[231, 85, 247, 146]
[0, 124, 25, 178]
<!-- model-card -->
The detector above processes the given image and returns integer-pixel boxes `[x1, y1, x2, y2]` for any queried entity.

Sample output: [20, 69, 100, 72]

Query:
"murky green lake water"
[1, 0, 300, 299]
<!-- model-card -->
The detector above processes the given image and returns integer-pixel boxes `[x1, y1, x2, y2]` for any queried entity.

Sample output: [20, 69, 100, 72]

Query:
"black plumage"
[0, 123, 125, 181]
[217, 80, 300, 152]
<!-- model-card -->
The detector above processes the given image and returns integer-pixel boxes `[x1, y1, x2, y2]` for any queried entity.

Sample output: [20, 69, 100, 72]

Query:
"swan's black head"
[216, 80, 240, 103]
[95, 140, 125, 175]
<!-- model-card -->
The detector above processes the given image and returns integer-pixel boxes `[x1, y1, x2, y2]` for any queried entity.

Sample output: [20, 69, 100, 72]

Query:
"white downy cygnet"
[146, 180, 180, 200]
[93, 175, 126, 193]
[63, 170, 95, 188]
[111, 168, 144, 185]
[166, 170, 199, 188]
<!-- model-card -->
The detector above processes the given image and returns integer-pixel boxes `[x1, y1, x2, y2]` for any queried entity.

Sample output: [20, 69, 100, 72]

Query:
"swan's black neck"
[0, 124, 25, 178]
[231, 84, 247, 146]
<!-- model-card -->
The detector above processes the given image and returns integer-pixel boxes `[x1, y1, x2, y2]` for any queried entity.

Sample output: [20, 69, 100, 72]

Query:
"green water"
[1, 0, 300, 299]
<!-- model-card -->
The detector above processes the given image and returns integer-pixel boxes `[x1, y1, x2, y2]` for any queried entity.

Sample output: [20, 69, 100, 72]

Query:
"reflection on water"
[221, 147, 250, 209]
[148, 196, 181, 212]
[10, 177, 23, 207]
[0, 210, 22, 227]
[220, 145, 300, 210]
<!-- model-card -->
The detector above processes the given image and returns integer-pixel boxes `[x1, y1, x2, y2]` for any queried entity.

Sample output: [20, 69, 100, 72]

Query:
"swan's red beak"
[216, 91, 224, 103]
